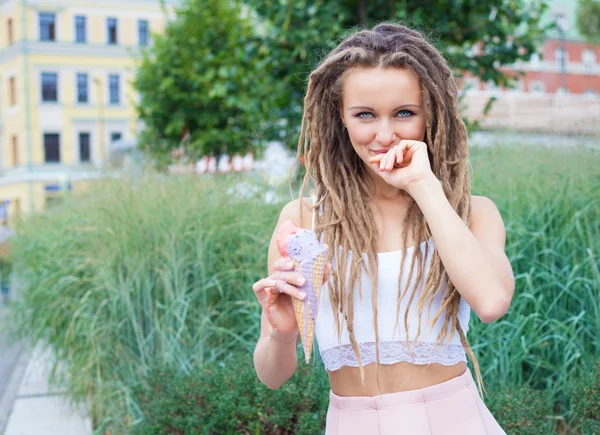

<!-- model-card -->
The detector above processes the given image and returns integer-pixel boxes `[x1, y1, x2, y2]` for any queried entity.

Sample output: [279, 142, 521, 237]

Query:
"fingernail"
[298, 277, 305, 286]
[298, 291, 306, 300]
[285, 261, 293, 269]
[268, 280, 276, 286]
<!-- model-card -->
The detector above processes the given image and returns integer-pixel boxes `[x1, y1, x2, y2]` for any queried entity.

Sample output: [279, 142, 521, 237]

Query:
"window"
[529, 81, 545, 93]
[77, 73, 88, 103]
[583, 50, 596, 74]
[39, 12, 56, 41]
[44, 133, 60, 163]
[79, 133, 91, 163]
[109, 74, 120, 104]
[138, 20, 149, 46]
[41, 72, 58, 102]
[555, 48, 568, 70]
[107, 17, 117, 44]
[7, 18, 13, 45]
[75, 16, 86, 43]
[554, 13, 567, 33]
[556, 86, 569, 95]
[584, 89, 596, 97]
[9, 77, 16, 106]
[11, 135, 18, 166]
[111, 132, 122, 143]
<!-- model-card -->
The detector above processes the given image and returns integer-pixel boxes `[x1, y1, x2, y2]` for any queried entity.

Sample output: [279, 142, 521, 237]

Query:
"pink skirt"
[326, 367, 506, 434]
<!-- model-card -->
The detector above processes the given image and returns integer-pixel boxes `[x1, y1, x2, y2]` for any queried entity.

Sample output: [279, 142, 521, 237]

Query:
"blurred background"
[0, 0, 598, 434]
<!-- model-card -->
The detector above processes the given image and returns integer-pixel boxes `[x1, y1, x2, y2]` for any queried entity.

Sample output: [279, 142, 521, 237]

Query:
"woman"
[253, 23, 514, 434]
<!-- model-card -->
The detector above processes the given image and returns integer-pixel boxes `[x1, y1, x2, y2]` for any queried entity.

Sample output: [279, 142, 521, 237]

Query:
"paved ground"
[2, 345, 91, 435]
[0, 304, 23, 433]
[0, 307, 21, 394]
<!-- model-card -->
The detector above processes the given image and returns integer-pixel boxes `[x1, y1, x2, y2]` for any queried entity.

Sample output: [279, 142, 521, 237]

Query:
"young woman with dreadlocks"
[253, 23, 513, 434]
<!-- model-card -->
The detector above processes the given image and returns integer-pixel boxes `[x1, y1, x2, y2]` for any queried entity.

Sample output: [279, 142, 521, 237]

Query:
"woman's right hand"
[252, 257, 331, 343]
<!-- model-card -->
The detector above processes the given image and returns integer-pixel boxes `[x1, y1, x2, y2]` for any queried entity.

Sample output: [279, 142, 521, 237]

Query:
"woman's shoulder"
[277, 197, 314, 231]
[471, 195, 499, 217]
[470, 195, 504, 230]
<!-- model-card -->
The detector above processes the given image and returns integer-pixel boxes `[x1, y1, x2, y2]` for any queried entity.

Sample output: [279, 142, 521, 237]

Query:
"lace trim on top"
[320, 341, 466, 372]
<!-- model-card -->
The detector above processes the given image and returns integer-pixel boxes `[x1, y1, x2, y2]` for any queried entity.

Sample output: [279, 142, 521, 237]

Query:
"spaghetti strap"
[310, 194, 317, 232]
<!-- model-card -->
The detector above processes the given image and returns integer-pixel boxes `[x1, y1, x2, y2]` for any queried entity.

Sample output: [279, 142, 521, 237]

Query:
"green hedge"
[487, 385, 554, 434]
[131, 351, 570, 435]
[569, 359, 600, 434]
[131, 351, 329, 435]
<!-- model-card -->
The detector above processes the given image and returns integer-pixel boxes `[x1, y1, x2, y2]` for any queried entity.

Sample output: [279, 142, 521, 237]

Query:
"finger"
[273, 257, 294, 272]
[264, 288, 279, 331]
[395, 146, 404, 166]
[323, 262, 332, 283]
[386, 148, 396, 171]
[272, 279, 306, 301]
[270, 271, 306, 288]
[401, 143, 420, 164]
[252, 278, 278, 296]
[399, 140, 424, 157]
[379, 152, 388, 171]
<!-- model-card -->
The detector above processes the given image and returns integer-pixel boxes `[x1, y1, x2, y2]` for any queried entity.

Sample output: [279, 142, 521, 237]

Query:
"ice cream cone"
[276, 220, 327, 364]
[292, 250, 326, 363]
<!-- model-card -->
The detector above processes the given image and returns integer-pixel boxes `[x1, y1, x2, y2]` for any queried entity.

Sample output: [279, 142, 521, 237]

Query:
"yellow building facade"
[0, 0, 173, 224]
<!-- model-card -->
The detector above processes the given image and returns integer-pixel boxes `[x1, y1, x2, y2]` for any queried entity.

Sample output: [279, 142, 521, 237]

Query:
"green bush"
[569, 359, 600, 434]
[131, 351, 329, 435]
[486, 384, 554, 434]
[4, 173, 285, 431]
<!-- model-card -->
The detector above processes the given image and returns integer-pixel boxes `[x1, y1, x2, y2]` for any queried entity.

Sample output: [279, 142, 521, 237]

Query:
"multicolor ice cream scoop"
[275, 220, 327, 364]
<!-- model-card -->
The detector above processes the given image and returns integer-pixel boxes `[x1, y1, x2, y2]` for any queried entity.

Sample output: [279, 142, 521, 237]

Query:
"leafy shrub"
[569, 359, 600, 434]
[486, 383, 554, 434]
[131, 351, 330, 434]
[5, 174, 284, 431]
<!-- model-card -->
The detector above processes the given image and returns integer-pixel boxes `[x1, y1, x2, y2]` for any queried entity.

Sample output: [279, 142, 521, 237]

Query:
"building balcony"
[0, 40, 144, 64]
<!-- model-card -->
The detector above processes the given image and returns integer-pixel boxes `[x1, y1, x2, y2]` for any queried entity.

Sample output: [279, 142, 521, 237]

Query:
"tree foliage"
[249, 0, 550, 141]
[134, 0, 267, 162]
[576, 0, 600, 43]
[135, 0, 550, 160]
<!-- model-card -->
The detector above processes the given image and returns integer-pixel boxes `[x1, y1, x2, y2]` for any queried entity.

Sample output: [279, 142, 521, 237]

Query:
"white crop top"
[311, 197, 471, 372]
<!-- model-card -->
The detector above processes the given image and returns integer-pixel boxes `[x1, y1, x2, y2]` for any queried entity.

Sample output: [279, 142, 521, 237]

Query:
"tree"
[135, 0, 550, 162]
[134, 0, 268, 164]
[247, 0, 550, 142]
[577, 0, 600, 43]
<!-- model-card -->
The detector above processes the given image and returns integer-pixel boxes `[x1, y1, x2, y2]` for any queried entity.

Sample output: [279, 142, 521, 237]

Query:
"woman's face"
[341, 66, 426, 176]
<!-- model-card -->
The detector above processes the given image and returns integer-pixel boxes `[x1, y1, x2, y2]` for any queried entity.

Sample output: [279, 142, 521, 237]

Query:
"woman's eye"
[397, 110, 414, 118]
[356, 112, 373, 119]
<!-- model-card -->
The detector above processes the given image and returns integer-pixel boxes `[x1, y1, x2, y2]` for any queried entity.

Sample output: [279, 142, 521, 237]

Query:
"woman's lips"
[371, 149, 389, 154]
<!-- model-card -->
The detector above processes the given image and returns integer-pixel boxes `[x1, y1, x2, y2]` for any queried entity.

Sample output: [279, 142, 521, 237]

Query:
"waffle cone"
[293, 251, 326, 364]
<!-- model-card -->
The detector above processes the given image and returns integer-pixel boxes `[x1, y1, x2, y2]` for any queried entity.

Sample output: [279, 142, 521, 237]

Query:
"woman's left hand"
[368, 140, 436, 193]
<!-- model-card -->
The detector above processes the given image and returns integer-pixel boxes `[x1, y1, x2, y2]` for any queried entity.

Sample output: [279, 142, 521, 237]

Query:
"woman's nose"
[376, 127, 398, 147]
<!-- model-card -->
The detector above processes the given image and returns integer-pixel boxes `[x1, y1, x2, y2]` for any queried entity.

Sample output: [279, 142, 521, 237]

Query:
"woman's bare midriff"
[328, 361, 467, 397]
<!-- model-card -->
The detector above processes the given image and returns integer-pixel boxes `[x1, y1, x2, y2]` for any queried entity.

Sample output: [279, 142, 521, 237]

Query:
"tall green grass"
[5, 173, 280, 430]
[3, 144, 599, 432]
[469, 144, 600, 428]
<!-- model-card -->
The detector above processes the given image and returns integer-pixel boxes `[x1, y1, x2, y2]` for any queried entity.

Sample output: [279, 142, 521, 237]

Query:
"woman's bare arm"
[253, 198, 310, 389]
